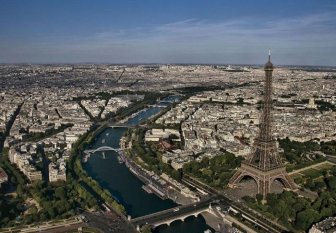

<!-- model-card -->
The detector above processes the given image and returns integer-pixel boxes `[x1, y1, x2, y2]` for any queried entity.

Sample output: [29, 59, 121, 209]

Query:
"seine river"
[83, 97, 213, 233]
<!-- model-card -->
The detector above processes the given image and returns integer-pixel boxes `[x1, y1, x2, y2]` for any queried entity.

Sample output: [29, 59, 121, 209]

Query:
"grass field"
[290, 163, 336, 185]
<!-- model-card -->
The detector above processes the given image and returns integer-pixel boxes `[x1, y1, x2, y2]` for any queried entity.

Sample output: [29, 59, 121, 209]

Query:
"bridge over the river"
[158, 99, 180, 104]
[84, 146, 122, 154]
[130, 197, 219, 230]
[106, 124, 133, 128]
[147, 104, 167, 108]
[104, 122, 148, 128]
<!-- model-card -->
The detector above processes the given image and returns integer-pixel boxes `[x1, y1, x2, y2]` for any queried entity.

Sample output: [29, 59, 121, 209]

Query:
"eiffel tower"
[228, 51, 297, 199]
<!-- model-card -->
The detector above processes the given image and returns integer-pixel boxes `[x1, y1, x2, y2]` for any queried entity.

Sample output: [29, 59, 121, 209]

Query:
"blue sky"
[0, 0, 335, 65]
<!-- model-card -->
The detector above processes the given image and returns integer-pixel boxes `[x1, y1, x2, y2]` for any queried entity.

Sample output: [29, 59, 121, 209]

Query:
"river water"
[83, 97, 213, 233]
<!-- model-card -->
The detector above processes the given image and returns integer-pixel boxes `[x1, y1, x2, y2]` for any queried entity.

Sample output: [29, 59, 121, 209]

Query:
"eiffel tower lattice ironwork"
[228, 51, 297, 199]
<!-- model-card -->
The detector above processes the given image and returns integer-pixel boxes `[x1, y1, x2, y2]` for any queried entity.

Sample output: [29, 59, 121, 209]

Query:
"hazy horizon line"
[1, 62, 336, 68]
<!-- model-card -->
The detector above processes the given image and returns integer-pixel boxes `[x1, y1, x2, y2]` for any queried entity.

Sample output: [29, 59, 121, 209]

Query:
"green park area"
[243, 163, 336, 232]
[290, 162, 335, 187]
[242, 139, 336, 232]
[279, 138, 326, 172]
[0, 146, 100, 228]
[182, 152, 243, 188]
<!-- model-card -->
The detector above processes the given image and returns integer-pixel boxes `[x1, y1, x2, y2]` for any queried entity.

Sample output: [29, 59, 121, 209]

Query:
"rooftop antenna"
[268, 49, 271, 62]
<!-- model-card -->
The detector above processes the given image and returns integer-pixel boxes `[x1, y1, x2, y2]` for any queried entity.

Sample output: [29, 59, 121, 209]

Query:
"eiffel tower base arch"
[228, 163, 297, 200]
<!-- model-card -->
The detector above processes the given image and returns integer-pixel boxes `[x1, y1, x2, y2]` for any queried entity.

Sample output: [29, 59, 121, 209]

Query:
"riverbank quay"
[123, 141, 200, 206]
[119, 107, 150, 124]
[120, 150, 195, 205]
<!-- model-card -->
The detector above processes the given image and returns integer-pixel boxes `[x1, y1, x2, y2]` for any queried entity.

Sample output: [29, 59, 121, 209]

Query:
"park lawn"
[291, 164, 336, 186]
[314, 162, 334, 170]
[296, 164, 336, 186]
[313, 176, 325, 183]
[301, 168, 323, 179]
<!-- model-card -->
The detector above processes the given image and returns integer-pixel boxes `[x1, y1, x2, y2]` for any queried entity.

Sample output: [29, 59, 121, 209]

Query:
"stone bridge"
[130, 197, 219, 230]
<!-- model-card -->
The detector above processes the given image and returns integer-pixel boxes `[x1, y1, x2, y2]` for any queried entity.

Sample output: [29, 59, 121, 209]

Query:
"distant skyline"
[0, 0, 336, 66]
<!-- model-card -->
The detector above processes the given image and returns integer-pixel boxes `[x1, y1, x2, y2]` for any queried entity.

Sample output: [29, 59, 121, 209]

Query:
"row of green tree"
[0, 193, 23, 227]
[24, 179, 99, 225]
[72, 157, 126, 214]
[0, 149, 26, 227]
[183, 151, 243, 188]
[66, 125, 126, 215]
[0, 145, 101, 227]
[278, 138, 336, 171]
